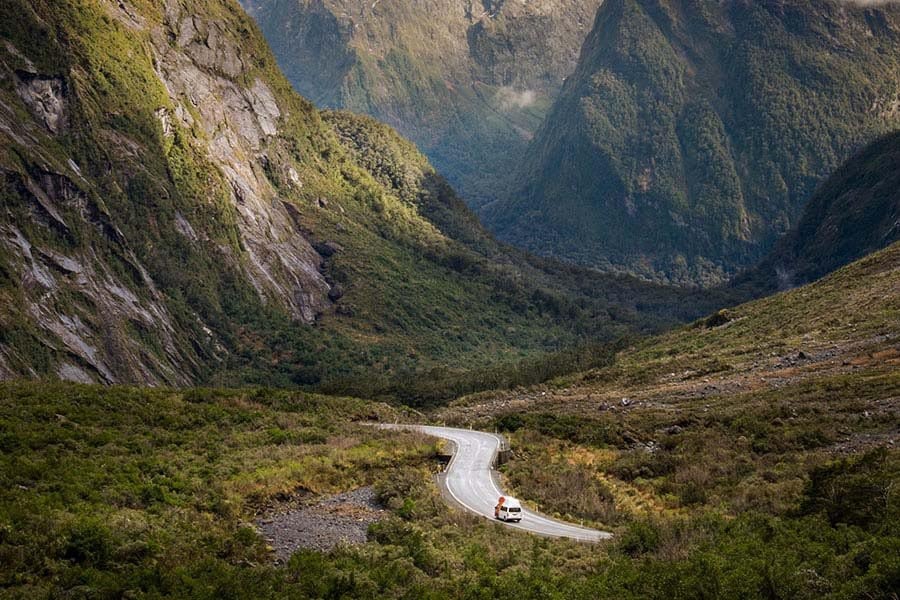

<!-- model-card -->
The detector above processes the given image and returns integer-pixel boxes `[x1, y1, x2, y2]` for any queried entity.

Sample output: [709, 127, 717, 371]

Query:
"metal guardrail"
[496, 429, 510, 451]
[494, 433, 511, 466]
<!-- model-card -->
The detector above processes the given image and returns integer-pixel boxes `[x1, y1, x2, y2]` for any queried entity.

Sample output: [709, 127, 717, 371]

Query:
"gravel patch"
[827, 431, 899, 455]
[257, 487, 386, 563]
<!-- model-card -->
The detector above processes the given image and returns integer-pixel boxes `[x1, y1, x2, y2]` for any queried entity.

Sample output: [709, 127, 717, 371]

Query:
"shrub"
[609, 449, 677, 481]
[618, 520, 661, 557]
[799, 448, 897, 529]
[63, 519, 113, 568]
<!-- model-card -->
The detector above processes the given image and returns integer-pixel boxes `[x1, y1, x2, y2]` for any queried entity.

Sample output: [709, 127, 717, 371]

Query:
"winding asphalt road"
[383, 425, 611, 542]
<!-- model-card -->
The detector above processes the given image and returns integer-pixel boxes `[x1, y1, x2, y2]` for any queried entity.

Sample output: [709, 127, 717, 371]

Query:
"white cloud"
[496, 87, 537, 111]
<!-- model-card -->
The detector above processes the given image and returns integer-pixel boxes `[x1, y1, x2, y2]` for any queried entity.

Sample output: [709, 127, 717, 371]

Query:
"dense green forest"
[737, 130, 900, 293]
[485, 0, 900, 284]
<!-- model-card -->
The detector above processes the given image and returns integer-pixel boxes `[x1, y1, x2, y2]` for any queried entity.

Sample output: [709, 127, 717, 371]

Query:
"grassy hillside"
[0, 0, 725, 400]
[485, 0, 900, 285]
[240, 0, 601, 207]
[0, 382, 440, 596]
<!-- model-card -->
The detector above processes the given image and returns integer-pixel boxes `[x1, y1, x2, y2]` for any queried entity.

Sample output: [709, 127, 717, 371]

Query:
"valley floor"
[0, 245, 897, 598]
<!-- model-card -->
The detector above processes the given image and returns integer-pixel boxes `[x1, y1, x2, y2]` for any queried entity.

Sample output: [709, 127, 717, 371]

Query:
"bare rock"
[247, 79, 280, 137]
[150, 17, 331, 324]
[15, 72, 66, 134]
[328, 284, 344, 302]
[314, 241, 344, 258]
[155, 107, 173, 138]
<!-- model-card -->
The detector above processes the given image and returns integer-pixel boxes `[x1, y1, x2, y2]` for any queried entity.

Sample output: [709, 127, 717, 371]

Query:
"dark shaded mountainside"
[738, 130, 900, 294]
[0, 0, 727, 396]
[239, 0, 603, 207]
[483, 0, 900, 285]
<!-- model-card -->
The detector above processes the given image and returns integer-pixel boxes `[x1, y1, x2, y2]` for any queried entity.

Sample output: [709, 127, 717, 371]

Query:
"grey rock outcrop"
[0, 168, 196, 385]
[14, 72, 66, 134]
[153, 0, 330, 323]
[0, 0, 334, 384]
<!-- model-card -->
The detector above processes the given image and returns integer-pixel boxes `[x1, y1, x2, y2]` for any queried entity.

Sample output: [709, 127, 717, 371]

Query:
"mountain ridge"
[735, 129, 900, 294]
[483, 0, 900, 285]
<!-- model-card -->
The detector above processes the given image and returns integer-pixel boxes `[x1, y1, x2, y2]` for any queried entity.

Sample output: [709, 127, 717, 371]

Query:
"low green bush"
[800, 448, 898, 529]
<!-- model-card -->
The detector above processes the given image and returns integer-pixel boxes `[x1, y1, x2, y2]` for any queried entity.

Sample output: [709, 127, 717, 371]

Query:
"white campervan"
[494, 496, 523, 522]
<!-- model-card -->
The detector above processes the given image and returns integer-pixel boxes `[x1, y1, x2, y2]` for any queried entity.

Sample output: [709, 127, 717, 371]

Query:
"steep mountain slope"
[239, 0, 603, 207]
[0, 0, 721, 393]
[738, 130, 900, 293]
[484, 0, 900, 285]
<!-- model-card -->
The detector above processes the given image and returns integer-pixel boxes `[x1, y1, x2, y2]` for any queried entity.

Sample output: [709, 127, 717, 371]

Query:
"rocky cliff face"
[152, 3, 332, 323]
[0, 0, 720, 390]
[483, 0, 900, 285]
[1, 0, 334, 384]
[240, 0, 603, 207]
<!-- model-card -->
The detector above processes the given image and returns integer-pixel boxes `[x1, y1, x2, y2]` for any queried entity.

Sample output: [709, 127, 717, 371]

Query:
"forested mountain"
[0, 0, 722, 395]
[239, 0, 602, 207]
[736, 129, 900, 293]
[483, 0, 900, 285]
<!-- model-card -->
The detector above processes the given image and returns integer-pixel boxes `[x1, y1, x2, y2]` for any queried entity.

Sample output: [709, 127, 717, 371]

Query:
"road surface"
[383, 425, 611, 542]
